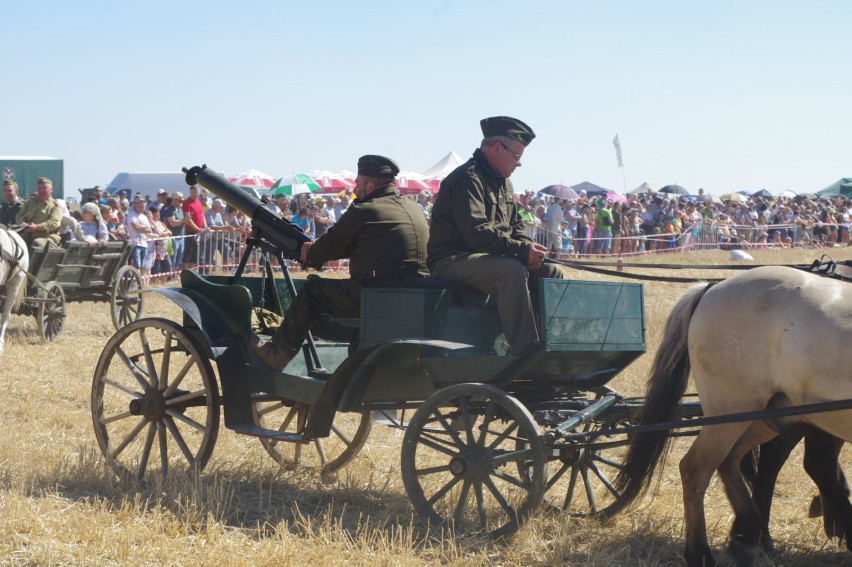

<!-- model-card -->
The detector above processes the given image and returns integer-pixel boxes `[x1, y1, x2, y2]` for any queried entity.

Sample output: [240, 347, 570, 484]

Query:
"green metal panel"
[540, 279, 645, 352]
[0, 158, 64, 198]
[360, 288, 449, 343]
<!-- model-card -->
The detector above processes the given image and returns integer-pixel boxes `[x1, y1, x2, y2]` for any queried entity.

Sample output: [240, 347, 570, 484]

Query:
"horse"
[0, 227, 29, 352]
[749, 425, 852, 552]
[609, 265, 852, 567]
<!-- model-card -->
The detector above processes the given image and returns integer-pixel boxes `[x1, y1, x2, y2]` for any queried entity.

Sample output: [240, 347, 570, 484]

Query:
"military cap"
[357, 155, 399, 178]
[3, 179, 17, 189]
[480, 116, 536, 146]
[36, 176, 53, 184]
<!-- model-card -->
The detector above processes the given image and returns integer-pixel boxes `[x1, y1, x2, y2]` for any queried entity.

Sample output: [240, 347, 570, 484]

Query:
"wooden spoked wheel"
[91, 317, 220, 482]
[401, 383, 547, 538]
[36, 280, 66, 342]
[111, 265, 144, 331]
[251, 398, 372, 474]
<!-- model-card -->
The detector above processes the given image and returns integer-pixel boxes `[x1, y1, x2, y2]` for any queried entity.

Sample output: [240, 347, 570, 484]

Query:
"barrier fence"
[130, 220, 848, 284]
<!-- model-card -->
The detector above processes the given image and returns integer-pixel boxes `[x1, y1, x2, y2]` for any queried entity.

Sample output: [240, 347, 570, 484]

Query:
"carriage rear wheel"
[111, 265, 144, 331]
[401, 383, 547, 538]
[91, 317, 219, 483]
[36, 280, 65, 342]
[251, 398, 371, 474]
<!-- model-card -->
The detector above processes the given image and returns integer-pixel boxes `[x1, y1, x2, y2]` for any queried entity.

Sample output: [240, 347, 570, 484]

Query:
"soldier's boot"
[249, 340, 295, 371]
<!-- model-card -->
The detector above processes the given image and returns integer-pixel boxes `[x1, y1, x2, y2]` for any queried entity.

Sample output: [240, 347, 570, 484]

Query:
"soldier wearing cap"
[16, 177, 62, 248]
[250, 154, 430, 371]
[1, 180, 23, 227]
[428, 116, 563, 354]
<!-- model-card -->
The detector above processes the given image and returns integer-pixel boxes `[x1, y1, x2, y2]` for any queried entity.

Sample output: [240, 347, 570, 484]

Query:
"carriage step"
[228, 424, 311, 443]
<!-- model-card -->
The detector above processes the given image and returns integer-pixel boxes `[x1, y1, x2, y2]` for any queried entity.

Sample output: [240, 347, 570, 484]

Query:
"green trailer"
[89, 165, 650, 538]
[0, 156, 64, 198]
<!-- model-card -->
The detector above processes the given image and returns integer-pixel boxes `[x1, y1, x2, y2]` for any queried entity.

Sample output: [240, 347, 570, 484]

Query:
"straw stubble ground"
[0, 249, 851, 566]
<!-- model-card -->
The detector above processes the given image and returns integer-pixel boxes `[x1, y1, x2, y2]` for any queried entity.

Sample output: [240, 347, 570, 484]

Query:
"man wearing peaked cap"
[427, 116, 563, 354]
[1, 179, 23, 227]
[16, 176, 62, 248]
[250, 153, 430, 378]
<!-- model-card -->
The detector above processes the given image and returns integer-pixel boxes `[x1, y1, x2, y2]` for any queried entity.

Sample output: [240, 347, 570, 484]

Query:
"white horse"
[0, 227, 29, 352]
[610, 265, 852, 567]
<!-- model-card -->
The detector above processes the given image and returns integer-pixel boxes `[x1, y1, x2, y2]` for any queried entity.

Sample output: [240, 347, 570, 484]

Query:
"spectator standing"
[147, 204, 172, 279]
[334, 194, 351, 219]
[0, 180, 23, 226]
[161, 192, 186, 268]
[313, 196, 337, 238]
[204, 198, 233, 269]
[125, 196, 152, 268]
[181, 184, 207, 269]
[544, 197, 564, 257]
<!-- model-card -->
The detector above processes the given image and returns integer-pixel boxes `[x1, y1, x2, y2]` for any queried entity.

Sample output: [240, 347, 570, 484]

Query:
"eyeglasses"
[498, 141, 522, 164]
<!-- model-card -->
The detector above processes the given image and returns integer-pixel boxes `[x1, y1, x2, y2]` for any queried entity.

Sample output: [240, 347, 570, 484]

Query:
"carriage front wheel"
[91, 317, 220, 483]
[252, 399, 372, 475]
[111, 265, 144, 331]
[401, 383, 547, 538]
[36, 280, 65, 342]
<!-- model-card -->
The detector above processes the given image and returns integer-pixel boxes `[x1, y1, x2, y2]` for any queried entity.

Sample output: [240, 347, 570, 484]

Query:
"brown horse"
[610, 265, 852, 567]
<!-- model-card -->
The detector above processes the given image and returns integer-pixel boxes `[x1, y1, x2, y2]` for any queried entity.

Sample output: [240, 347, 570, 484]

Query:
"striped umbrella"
[272, 174, 321, 196]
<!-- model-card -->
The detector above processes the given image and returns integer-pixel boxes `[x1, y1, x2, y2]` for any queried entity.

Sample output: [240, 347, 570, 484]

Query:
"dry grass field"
[1, 248, 851, 566]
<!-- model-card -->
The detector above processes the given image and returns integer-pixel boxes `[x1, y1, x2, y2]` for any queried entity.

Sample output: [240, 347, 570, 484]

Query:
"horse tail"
[608, 281, 713, 515]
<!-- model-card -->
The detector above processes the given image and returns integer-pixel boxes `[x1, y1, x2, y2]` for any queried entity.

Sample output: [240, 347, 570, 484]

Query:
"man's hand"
[526, 243, 547, 270]
[299, 241, 314, 264]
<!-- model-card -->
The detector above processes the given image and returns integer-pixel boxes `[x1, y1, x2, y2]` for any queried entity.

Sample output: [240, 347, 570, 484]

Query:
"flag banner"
[613, 134, 623, 168]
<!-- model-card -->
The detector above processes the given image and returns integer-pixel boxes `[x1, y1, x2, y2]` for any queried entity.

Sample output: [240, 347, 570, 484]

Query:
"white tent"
[629, 182, 656, 194]
[423, 151, 464, 179]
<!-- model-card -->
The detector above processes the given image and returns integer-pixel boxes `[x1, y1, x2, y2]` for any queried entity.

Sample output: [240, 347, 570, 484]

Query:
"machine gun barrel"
[182, 164, 311, 260]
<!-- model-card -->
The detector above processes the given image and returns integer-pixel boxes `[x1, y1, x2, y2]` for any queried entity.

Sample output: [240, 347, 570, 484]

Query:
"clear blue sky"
[5, 0, 850, 196]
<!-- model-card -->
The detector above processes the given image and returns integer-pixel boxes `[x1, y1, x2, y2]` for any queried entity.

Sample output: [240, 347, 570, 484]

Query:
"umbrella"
[309, 169, 355, 193]
[396, 172, 432, 195]
[272, 174, 321, 196]
[736, 190, 752, 196]
[752, 189, 773, 199]
[605, 190, 628, 204]
[540, 184, 579, 200]
[227, 168, 276, 188]
[779, 190, 797, 198]
[658, 184, 689, 195]
[794, 193, 818, 201]
[719, 192, 748, 203]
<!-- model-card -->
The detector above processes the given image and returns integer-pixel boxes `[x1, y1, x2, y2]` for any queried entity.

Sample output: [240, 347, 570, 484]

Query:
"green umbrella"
[272, 174, 321, 196]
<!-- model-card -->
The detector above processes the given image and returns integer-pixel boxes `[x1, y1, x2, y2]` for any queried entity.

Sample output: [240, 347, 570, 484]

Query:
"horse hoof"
[727, 539, 758, 567]
[759, 534, 775, 555]
[685, 548, 717, 567]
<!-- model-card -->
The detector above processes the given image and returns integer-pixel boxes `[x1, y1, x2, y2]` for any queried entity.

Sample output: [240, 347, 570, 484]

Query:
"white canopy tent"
[422, 151, 464, 179]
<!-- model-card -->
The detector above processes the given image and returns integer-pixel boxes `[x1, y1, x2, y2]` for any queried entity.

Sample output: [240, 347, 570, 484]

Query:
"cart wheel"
[252, 399, 372, 474]
[36, 280, 66, 342]
[522, 423, 629, 517]
[401, 383, 547, 538]
[111, 265, 144, 330]
[91, 317, 220, 482]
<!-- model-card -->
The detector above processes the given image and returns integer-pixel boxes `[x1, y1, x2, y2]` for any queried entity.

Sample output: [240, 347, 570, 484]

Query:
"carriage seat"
[404, 276, 493, 308]
[180, 270, 253, 336]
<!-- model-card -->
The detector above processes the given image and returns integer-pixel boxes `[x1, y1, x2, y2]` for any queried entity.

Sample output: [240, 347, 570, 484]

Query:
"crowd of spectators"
[514, 188, 852, 257]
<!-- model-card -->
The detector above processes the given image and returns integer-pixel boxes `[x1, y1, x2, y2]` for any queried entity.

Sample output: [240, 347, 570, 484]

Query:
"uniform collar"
[353, 182, 399, 205]
[472, 148, 503, 181]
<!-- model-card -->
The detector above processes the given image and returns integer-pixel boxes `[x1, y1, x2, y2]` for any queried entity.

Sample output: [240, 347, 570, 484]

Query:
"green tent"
[817, 177, 852, 197]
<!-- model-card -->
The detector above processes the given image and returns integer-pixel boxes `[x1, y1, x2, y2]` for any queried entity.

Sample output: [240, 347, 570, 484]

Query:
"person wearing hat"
[16, 177, 63, 248]
[427, 116, 562, 354]
[250, 154, 430, 372]
[0, 180, 23, 227]
[74, 201, 109, 244]
[161, 192, 186, 267]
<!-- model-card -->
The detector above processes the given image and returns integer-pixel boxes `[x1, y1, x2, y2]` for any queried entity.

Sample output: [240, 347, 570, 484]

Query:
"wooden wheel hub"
[129, 389, 166, 421]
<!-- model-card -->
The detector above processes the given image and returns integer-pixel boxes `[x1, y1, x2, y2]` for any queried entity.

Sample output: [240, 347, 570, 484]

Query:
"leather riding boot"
[249, 341, 295, 371]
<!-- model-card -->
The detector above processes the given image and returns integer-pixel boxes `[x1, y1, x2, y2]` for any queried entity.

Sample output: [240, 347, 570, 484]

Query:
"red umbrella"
[396, 173, 432, 195]
[227, 168, 276, 188]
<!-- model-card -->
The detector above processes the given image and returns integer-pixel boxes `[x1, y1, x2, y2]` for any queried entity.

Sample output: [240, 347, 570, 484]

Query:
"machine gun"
[182, 164, 311, 261]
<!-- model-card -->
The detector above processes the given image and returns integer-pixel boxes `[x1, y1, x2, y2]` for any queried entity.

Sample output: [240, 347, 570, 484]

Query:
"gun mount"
[182, 164, 310, 261]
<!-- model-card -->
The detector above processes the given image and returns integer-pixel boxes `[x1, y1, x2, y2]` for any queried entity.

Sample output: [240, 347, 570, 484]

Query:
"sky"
[4, 0, 850, 196]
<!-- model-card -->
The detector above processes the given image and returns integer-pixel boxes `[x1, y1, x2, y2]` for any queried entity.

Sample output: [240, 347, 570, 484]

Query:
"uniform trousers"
[273, 277, 362, 354]
[430, 253, 562, 353]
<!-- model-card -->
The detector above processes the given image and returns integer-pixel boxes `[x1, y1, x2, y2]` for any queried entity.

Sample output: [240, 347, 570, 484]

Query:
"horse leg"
[750, 425, 806, 554]
[802, 427, 852, 546]
[719, 422, 779, 567]
[680, 422, 753, 567]
[0, 268, 27, 353]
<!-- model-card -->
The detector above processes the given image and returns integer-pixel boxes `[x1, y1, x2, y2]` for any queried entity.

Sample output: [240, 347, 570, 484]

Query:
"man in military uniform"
[428, 116, 562, 355]
[250, 154, 430, 371]
[0, 180, 23, 226]
[16, 177, 62, 248]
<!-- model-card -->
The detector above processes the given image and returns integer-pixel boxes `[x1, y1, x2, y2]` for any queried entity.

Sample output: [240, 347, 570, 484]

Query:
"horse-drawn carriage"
[89, 166, 852, 566]
[1, 238, 144, 342]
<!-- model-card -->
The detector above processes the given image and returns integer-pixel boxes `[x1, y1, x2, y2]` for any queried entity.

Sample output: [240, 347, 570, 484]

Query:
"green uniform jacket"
[16, 196, 62, 245]
[427, 149, 533, 270]
[306, 183, 429, 287]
